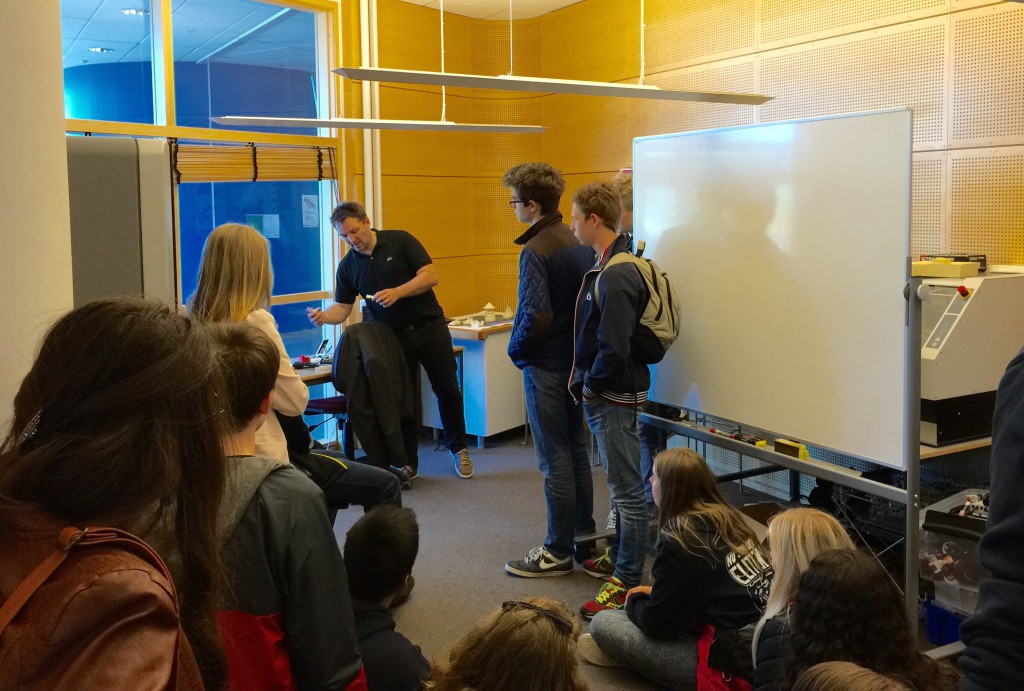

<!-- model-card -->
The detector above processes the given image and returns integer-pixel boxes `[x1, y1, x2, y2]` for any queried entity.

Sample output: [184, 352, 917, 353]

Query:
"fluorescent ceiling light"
[212, 116, 545, 133]
[336, 66, 773, 106]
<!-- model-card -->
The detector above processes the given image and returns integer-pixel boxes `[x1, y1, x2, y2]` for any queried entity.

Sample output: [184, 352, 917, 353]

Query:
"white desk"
[421, 321, 525, 447]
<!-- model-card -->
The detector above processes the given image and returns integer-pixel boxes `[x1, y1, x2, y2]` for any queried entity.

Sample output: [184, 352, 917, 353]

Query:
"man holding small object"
[308, 202, 474, 480]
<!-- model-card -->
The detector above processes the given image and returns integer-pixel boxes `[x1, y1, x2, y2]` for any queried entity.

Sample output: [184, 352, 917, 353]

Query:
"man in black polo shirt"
[307, 202, 474, 480]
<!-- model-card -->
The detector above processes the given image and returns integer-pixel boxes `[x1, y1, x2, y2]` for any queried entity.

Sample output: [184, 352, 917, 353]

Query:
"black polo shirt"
[334, 229, 444, 329]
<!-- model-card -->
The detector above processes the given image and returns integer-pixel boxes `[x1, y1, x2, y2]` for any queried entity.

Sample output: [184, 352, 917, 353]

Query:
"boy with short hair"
[212, 322, 366, 691]
[344, 506, 430, 691]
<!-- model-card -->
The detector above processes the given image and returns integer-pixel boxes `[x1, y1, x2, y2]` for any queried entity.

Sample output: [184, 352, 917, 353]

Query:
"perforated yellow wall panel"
[911, 153, 946, 257]
[542, 94, 629, 174]
[950, 148, 1024, 263]
[538, 0, 639, 82]
[760, 20, 947, 147]
[630, 58, 758, 138]
[471, 19, 541, 79]
[646, 0, 756, 70]
[951, 4, 1024, 147]
[760, 0, 947, 46]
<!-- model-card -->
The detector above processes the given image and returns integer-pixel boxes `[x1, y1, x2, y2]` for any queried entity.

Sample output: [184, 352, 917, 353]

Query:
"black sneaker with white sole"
[504, 546, 573, 578]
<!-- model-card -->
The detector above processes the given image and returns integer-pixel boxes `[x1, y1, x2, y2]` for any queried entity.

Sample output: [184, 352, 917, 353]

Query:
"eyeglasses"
[508, 199, 529, 207]
[501, 601, 574, 633]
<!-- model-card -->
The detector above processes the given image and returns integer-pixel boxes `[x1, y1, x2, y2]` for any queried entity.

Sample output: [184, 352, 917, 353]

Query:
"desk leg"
[477, 435, 485, 449]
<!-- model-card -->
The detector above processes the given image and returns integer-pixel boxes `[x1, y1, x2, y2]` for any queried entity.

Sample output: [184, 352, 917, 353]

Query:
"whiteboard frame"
[633, 108, 913, 470]
[633, 108, 922, 634]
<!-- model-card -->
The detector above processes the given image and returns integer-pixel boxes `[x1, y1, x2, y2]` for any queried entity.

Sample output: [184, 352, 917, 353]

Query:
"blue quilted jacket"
[508, 212, 594, 371]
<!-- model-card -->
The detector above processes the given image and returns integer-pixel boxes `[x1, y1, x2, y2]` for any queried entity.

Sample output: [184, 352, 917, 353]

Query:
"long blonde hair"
[763, 508, 854, 621]
[751, 508, 854, 663]
[189, 223, 273, 323]
[424, 597, 588, 691]
[655, 448, 761, 557]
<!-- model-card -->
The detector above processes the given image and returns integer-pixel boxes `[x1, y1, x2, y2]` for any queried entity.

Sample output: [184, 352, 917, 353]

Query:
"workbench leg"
[789, 470, 801, 503]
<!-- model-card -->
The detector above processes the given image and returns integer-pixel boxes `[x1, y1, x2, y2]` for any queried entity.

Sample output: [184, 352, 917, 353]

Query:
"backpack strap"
[0, 526, 176, 637]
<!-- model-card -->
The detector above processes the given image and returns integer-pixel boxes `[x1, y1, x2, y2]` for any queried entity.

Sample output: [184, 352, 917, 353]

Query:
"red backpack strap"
[0, 526, 178, 637]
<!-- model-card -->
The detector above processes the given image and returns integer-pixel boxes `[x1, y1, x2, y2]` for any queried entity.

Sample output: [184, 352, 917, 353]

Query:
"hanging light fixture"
[214, 0, 543, 134]
[212, 116, 543, 133]
[337, 0, 771, 106]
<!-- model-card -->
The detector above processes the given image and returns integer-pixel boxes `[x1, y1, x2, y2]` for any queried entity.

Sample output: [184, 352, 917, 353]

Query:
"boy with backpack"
[569, 180, 678, 620]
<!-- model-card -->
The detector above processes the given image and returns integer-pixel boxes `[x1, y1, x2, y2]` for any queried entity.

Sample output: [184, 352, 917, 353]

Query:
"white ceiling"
[398, 0, 584, 21]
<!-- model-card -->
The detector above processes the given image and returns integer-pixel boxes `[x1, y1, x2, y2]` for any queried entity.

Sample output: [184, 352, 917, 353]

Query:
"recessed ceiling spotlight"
[121, 8, 150, 16]
[88, 47, 115, 53]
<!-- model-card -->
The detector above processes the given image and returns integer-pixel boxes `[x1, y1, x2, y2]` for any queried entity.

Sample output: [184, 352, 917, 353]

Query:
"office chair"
[304, 353, 356, 460]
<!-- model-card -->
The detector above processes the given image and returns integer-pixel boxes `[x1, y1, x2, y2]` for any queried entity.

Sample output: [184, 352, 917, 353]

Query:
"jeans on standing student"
[524, 365, 595, 560]
[585, 397, 648, 588]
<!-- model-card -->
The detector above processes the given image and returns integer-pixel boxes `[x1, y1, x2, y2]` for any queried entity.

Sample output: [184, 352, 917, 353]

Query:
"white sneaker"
[578, 633, 622, 668]
[504, 546, 573, 578]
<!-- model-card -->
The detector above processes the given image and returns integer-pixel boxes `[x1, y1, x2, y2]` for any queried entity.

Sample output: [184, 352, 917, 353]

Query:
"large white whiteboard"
[634, 109, 911, 469]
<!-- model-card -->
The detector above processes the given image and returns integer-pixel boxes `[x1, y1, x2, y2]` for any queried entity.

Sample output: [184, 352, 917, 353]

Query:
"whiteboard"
[634, 109, 911, 469]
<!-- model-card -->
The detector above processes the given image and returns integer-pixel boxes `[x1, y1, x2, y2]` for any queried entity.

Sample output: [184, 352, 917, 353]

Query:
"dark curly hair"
[501, 162, 565, 214]
[787, 549, 959, 690]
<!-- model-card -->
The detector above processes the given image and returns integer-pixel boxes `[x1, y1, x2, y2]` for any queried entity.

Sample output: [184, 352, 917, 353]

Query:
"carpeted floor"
[332, 429, 771, 691]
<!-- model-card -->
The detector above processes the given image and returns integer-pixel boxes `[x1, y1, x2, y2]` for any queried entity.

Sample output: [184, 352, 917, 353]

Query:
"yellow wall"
[372, 0, 1024, 317]
[370, 0, 542, 316]
[534, 0, 1024, 262]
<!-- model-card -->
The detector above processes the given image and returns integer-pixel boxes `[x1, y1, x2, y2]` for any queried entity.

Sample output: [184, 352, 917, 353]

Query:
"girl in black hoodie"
[579, 448, 773, 689]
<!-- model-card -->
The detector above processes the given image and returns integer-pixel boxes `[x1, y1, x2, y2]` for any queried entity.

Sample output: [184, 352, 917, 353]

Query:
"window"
[178, 178, 335, 356]
[62, 0, 156, 123]
[173, 0, 322, 135]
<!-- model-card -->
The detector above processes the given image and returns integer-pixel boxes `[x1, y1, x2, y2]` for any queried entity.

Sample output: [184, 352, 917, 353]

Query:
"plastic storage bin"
[924, 599, 966, 645]
[918, 489, 988, 615]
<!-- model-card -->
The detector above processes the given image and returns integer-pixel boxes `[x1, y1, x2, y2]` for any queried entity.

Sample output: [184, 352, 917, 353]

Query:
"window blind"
[171, 141, 338, 183]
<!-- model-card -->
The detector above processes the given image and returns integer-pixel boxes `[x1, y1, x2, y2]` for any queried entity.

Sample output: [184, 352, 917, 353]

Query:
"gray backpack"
[594, 251, 680, 363]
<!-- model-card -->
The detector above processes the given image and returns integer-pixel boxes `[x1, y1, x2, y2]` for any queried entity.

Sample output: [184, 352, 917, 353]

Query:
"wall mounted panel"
[646, 0, 757, 71]
[471, 100, 544, 176]
[759, 19, 947, 148]
[949, 146, 1024, 263]
[950, 3, 1024, 147]
[760, 0, 947, 48]
[542, 94, 629, 174]
[628, 57, 758, 138]
[912, 152, 948, 256]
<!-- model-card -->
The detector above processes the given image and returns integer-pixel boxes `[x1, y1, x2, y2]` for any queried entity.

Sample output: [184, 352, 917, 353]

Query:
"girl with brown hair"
[580, 448, 773, 689]
[0, 298, 228, 689]
[425, 597, 588, 691]
[190, 222, 308, 463]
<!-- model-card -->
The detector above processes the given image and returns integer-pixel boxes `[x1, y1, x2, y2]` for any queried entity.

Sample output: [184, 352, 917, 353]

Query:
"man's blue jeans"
[584, 396, 648, 587]
[524, 366, 595, 560]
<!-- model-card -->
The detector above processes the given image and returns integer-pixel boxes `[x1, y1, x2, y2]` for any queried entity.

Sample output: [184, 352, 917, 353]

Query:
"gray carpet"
[332, 430, 771, 691]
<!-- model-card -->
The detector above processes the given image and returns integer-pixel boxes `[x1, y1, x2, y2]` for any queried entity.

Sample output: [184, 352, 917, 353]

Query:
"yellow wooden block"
[911, 261, 980, 278]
